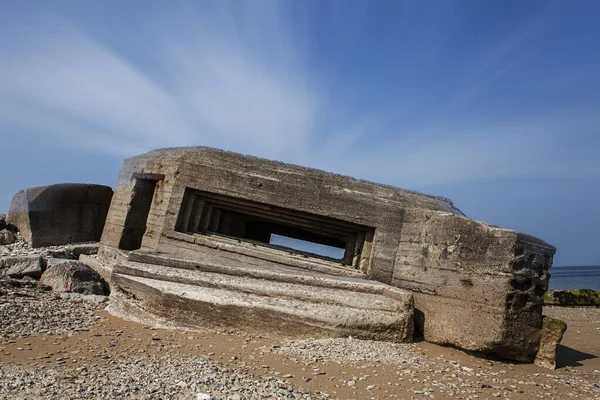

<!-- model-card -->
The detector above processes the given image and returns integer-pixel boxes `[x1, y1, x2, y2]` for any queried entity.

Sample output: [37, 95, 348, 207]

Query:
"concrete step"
[111, 251, 414, 342]
[114, 261, 405, 312]
[112, 272, 413, 342]
[126, 250, 405, 297]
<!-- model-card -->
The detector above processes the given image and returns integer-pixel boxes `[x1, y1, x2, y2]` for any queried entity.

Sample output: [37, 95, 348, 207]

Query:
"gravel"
[0, 278, 105, 341]
[0, 234, 97, 259]
[0, 356, 313, 399]
[0, 279, 319, 399]
[274, 337, 422, 366]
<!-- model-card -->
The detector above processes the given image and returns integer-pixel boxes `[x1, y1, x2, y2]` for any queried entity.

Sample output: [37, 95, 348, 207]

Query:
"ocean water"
[548, 265, 600, 290]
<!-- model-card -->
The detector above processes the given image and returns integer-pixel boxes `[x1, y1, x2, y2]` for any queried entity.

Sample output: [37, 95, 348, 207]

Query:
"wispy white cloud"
[0, 24, 196, 155]
[0, 4, 317, 159]
[158, 32, 316, 158]
[308, 112, 600, 189]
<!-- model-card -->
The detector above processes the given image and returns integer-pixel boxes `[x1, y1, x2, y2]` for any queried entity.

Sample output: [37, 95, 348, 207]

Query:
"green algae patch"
[544, 289, 600, 306]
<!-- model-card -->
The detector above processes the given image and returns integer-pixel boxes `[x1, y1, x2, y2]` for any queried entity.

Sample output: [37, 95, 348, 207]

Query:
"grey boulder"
[40, 259, 108, 295]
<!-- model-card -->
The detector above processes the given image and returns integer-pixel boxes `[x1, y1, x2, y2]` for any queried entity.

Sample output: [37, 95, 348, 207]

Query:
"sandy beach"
[1, 278, 599, 400]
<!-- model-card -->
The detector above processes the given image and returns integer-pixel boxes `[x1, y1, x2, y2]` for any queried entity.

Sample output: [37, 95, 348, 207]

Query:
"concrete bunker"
[93, 146, 557, 363]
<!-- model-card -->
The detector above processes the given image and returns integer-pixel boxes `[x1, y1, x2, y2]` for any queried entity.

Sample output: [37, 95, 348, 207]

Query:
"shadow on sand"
[556, 344, 598, 368]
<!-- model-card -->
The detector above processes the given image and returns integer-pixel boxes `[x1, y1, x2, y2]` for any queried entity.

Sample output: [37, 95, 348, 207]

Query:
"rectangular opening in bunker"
[175, 188, 374, 267]
[118, 178, 158, 251]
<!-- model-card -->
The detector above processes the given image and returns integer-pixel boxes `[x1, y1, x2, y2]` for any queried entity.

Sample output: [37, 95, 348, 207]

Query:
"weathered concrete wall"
[100, 153, 177, 252]
[8, 184, 113, 248]
[102, 147, 463, 283]
[392, 209, 555, 361]
[169, 148, 462, 281]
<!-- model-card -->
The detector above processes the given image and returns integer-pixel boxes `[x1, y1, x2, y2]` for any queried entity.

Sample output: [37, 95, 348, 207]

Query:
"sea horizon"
[548, 265, 600, 290]
[552, 265, 600, 268]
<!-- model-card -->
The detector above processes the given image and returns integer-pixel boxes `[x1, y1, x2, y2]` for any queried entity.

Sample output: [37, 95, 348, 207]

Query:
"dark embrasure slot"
[175, 188, 373, 268]
[119, 178, 158, 251]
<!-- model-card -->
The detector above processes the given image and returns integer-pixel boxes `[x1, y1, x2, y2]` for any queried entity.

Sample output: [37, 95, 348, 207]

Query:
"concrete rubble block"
[394, 209, 555, 362]
[40, 259, 108, 295]
[2, 255, 44, 278]
[8, 183, 113, 248]
[45, 243, 101, 260]
[110, 265, 414, 342]
[67, 243, 100, 257]
[534, 316, 567, 369]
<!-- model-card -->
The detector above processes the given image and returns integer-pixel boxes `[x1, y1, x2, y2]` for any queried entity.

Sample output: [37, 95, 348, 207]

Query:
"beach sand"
[1, 281, 599, 399]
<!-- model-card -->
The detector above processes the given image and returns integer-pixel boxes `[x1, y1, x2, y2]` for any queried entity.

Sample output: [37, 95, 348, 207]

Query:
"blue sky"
[0, 1, 598, 266]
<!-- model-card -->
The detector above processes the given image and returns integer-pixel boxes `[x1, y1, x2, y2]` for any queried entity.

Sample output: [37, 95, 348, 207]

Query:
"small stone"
[4, 255, 43, 278]
[0, 229, 16, 245]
